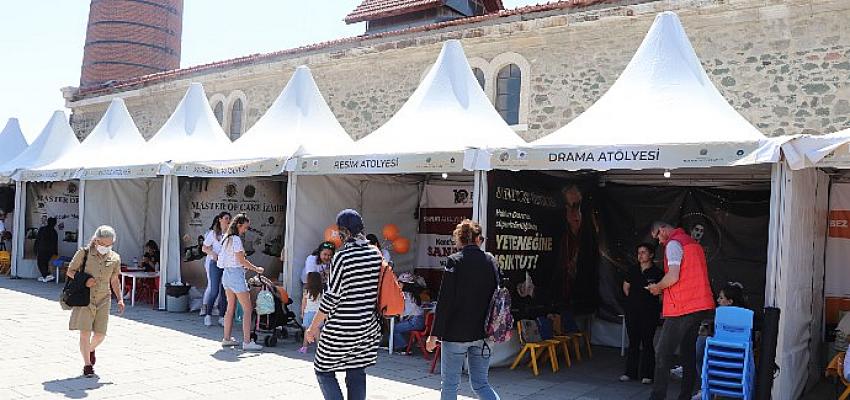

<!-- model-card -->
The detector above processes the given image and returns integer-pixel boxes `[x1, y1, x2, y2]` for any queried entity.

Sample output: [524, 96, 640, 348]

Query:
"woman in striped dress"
[305, 209, 382, 400]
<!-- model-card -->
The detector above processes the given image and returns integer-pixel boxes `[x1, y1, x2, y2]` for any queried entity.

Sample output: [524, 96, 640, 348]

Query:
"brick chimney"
[79, 0, 183, 88]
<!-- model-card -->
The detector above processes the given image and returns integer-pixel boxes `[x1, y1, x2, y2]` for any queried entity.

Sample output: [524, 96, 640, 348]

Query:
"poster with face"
[178, 178, 286, 289]
[24, 182, 79, 259]
[487, 170, 600, 318]
[415, 184, 473, 269]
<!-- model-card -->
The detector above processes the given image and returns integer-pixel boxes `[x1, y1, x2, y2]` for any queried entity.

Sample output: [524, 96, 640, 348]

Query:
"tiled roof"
[344, 0, 505, 24]
[74, 0, 628, 99]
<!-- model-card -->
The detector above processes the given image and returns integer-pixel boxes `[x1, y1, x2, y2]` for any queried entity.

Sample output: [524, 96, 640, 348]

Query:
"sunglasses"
[321, 243, 335, 250]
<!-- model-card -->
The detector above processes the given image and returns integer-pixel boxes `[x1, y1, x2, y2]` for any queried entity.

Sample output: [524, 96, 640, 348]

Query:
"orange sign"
[829, 210, 850, 239]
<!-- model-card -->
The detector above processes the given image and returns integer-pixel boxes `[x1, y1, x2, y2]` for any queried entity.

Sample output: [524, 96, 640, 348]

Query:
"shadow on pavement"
[42, 376, 113, 399]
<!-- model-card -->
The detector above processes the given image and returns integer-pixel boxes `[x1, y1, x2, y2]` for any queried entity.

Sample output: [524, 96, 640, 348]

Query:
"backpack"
[377, 261, 404, 318]
[484, 253, 513, 344]
[519, 319, 542, 343]
[256, 288, 275, 316]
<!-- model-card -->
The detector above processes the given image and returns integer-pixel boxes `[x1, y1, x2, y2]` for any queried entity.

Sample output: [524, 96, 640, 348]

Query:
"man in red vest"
[646, 221, 715, 400]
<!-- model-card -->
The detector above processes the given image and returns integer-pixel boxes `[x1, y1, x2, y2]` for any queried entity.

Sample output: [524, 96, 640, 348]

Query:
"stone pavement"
[0, 277, 699, 400]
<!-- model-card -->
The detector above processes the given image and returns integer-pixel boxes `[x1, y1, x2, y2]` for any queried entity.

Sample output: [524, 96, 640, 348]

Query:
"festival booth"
[166, 67, 352, 299]
[775, 128, 850, 396]
[0, 118, 28, 263]
[0, 111, 81, 279]
[19, 99, 166, 306]
[487, 11, 788, 387]
[291, 40, 525, 360]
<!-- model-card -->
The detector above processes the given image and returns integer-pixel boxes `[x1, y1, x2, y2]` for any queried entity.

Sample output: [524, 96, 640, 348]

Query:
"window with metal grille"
[229, 98, 243, 141]
[496, 64, 521, 125]
[213, 101, 224, 126]
[472, 67, 485, 90]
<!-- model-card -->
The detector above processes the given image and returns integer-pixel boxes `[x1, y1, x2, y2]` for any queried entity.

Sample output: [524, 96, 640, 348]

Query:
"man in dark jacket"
[35, 217, 58, 282]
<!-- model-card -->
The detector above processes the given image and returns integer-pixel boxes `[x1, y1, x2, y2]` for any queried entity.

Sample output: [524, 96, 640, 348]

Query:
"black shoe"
[90, 350, 96, 366]
[83, 365, 95, 378]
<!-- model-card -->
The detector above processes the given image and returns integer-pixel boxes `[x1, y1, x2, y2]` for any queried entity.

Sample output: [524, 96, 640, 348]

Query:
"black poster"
[487, 170, 600, 319]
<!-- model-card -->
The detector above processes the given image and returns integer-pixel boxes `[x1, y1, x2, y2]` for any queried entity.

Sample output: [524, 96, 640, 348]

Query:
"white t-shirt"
[665, 240, 684, 267]
[302, 254, 330, 284]
[303, 292, 322, 313]
[203, 230, 223, 268]
[402, 292, 423, 317]
[218, 235, 244, 269]
[381, 249, 392, 263]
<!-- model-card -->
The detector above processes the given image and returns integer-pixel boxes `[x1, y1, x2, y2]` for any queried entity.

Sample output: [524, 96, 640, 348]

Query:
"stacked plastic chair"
[701, 306, 755, 400]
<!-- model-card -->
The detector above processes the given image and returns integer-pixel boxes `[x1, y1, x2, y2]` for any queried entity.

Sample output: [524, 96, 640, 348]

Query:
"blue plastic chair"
[701, 306, 755, 400]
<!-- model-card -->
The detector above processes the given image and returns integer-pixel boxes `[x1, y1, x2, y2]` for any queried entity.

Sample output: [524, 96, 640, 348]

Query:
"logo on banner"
[829, 210, 850, 239]
[225, 183, 238, 198]
[453, 189, 471, 205]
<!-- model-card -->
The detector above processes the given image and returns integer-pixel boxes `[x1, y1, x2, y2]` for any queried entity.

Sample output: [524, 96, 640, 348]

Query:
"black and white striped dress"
[314, 240, 382, 372]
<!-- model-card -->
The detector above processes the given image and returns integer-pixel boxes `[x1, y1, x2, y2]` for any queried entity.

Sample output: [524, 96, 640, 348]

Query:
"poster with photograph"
[487, 170, 599, 318]
[24, 181, 80, 259]
[178, 178, 286, 289]
[415, 184, 473, 269]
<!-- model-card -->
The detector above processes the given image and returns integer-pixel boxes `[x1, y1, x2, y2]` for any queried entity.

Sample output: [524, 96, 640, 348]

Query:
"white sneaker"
[221, 338, 239, 347]
[44, 274, 55, 282]
[641, 378, 653, 385]
[199, 308, 206, 316]
[218, 317, 225, 326]
[242, 341, 263, 351]
[690, 391, 702, 400]
[671, 366, 683, 379]
[36, 276, 45, 282]
[619, 375, 631, 382]
[204, 315, 213, 326]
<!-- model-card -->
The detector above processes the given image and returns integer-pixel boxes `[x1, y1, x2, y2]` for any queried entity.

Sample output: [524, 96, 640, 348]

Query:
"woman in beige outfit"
[66, 225, 125, 378]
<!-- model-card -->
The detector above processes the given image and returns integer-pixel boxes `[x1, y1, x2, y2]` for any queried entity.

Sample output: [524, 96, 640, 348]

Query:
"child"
[692, 282, 748, 400]
[299, 271, 324, 353]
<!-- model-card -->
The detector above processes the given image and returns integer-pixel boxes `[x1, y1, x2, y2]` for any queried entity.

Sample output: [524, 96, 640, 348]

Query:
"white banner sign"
[296, 152, 467, 174]
[826, 182, 850, 296]
[24, 181, 80, 259]
[415, 184, 473, 269]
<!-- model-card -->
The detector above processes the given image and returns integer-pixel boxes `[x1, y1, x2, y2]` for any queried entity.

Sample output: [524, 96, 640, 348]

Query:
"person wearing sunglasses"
[645, 221, 715, 400]
[302, 241, 335, 288]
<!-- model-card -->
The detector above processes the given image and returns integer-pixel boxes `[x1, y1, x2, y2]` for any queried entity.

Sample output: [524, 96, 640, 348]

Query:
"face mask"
[96, 245, 112, 255]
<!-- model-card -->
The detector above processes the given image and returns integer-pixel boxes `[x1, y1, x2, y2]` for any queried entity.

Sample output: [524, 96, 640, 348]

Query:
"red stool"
[406, 312, 435, 359]
[430, 342, 441, 374]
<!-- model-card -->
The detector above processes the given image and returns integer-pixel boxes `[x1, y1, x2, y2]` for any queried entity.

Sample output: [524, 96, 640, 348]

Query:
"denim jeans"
[393, 314, 425, 351]
[440, 340, 500, 400]
[202, 260, 227, 316]
[650, 311, 710, 400]
[315, 368, 366, 400]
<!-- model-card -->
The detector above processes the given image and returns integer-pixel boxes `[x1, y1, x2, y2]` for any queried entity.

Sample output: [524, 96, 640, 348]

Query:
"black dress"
[624, 263, 664, 380]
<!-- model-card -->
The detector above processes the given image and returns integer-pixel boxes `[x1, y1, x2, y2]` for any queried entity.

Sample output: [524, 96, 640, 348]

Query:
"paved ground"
[0, 277, 835, 399]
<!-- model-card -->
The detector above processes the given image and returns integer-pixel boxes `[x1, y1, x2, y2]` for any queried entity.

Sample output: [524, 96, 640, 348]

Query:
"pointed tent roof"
[0, 118, 28, 164]
[23, 98, 156, 181]
[0, 111, 80, 179]
[297, 39, 524, 174]
[150, 83, 233, 175]
[184, 66, 353, 177]
[494, 11, 781, 171]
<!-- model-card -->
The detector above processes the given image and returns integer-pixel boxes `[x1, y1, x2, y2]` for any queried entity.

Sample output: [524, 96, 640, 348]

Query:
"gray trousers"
[650, 310, 711, 400]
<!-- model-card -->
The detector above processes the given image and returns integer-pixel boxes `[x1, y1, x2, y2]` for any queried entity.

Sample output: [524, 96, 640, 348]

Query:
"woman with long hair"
[66, 225, 125, 378]
[201, 211, 231, 326]
[218, 213, 265, 351]
[302, 241, 335, 288]
[305, 209, 382, 400]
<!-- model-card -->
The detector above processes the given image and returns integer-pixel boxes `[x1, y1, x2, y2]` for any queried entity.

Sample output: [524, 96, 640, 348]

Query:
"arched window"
[496, 64, 521, 125]
[212, 101, 224, 126]
[229, 98, 243, 141]
[472, 67, 485, 90]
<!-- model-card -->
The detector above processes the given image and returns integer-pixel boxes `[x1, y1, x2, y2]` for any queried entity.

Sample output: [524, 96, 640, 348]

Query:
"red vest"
[662, 228, 715, 317]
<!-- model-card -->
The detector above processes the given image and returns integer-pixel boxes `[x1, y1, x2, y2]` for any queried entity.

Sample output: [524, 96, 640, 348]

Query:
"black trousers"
[624, 309, 659, 379]
[650, 310, 710, 400]
[37, 253, 53, 278]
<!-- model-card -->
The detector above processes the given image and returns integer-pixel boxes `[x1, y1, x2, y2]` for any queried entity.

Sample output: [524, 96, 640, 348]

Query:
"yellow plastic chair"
[0, 251, 10, 275]
[510, 320, 559, 375]
[552, 314, 592, 361]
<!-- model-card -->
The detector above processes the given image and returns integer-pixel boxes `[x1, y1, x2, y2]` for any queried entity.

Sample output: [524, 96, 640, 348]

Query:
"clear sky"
[0, 0, 536, 141]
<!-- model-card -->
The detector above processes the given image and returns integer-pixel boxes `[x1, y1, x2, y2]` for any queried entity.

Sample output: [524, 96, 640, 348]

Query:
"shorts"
[69, 300, 110, 334]
[222, 267, 249, 293]
[303, 310, 317, 328]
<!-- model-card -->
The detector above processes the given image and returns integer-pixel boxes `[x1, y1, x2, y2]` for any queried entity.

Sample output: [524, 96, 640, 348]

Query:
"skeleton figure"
[690, 223, 705, 243]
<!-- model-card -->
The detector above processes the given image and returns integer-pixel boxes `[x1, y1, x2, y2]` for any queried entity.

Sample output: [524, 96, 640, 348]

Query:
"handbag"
[60, 250, 92, 310]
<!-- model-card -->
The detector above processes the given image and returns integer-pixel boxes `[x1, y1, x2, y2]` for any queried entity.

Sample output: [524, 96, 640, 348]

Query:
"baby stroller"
[247, 274, 304, 347]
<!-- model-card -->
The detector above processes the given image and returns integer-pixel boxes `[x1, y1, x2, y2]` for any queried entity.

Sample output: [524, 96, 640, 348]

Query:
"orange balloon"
[324, 225, 342, 248]
[392, 237, 411, 254]
[382, 224, 400, 241]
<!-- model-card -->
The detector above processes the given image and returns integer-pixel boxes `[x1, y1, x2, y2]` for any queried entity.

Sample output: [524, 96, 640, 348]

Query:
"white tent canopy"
[21, 98, 157, 181]
[783, 128, 850, 169]
[0, 111, 80, 178]
[182, 66, 353, 177]
[295, 40, 524, 174]
[152, 83, 233, 176]
[0, 118, 28, 164]
[491, 11, 781, 171]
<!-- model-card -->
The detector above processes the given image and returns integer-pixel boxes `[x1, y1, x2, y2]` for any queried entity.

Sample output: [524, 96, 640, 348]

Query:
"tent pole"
[473, 170, 488, 251]
[283, 173, 298, 295]
[158, 175, 172, 310]
[764, 162, 784, 307]
[10, 181, 25, 278]
[78, 180, 86, 249]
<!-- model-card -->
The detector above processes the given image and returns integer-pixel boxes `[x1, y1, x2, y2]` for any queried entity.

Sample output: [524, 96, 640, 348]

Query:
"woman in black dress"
[620, 243, 664, 384]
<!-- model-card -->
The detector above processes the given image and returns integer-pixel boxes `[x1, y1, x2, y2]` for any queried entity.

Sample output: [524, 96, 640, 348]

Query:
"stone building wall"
[67, 0, 850, 142]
